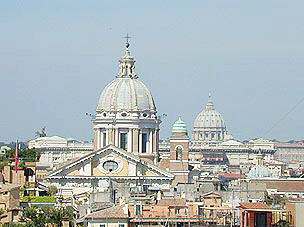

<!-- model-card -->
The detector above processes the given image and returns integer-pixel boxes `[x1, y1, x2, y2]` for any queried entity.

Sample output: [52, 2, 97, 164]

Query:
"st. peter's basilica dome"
[192, 95, 228, 143]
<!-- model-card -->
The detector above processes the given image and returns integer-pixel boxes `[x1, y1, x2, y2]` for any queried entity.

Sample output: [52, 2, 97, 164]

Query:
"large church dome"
[192, 95, 229, 144]
[93, 39, 160, 158]
[194, 97, 225, 128]
[97, 78, 156, 113]
[96, 42, 156, 114]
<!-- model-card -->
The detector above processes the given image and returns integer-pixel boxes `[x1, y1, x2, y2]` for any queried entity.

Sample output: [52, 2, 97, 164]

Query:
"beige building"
[0, 183, 21, 224]
[286, 201, 304, 227]
[86, 204, 129, 227]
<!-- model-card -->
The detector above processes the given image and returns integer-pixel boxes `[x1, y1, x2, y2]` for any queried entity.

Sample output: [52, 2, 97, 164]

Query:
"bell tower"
[169, 117, 190, 186]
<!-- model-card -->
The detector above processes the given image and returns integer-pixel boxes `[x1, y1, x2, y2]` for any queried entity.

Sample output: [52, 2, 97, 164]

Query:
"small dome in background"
[172, 117, 188, 133]
[67, 137, 77, 142]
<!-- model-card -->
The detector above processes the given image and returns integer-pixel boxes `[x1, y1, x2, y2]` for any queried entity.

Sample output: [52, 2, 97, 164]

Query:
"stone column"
[133, 129, 139, 153]
[100, 131, 105, 148]
[156, 129, 159, 154]
[97, 129, 101, 150]
[93, 128, 98, 151]
[146, 129, 150, 153]
[149, 129, 153, 153]
[128, 129, 133, 153]
[111, 128, 115, 145]
[115, 128, 119, 147]
[106, 128, 111, 145]
[139, 130, 142, 153]
[153, 129, 157, 153]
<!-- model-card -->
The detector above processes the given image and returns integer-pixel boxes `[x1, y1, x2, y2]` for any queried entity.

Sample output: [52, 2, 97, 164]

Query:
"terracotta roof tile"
[86, 204, 128, 219]
[239, 202, 270, 209]
[252, 179, 304, 192]
[157, 198, 186, 206]
[219, 173, 245, 179]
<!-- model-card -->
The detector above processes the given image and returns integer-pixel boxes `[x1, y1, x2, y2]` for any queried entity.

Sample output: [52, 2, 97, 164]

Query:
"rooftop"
[239, 202, 270, 210]
[85, 204, 128, 219]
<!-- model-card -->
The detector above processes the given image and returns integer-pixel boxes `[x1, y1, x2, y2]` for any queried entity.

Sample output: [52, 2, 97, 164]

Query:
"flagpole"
[15, 140, 18, 173]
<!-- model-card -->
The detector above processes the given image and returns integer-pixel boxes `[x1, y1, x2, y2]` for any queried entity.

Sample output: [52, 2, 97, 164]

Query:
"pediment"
[202, 191, 221, 198]
[48, 145, 173, 179]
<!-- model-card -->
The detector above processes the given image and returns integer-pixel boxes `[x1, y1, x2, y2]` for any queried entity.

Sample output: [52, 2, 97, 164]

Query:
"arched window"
[175, 146, 183, 160]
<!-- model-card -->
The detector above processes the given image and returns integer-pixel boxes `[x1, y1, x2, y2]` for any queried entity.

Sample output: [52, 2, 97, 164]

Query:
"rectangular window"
[100, 225, 106, 227]
[142, 133, 147, 153]
[135, 204, 142, 215]
[120, 133, 128, 150]
[119, 224, 125, 227]
[199, 207, 204, 216]
[175, 208, 180, 214]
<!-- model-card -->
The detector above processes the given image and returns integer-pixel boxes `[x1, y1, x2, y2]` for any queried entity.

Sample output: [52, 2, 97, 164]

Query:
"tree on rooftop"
[48, 185, 58, 196]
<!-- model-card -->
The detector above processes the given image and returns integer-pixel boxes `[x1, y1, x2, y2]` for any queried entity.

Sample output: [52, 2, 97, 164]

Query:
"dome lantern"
[117, 36, 138, 79]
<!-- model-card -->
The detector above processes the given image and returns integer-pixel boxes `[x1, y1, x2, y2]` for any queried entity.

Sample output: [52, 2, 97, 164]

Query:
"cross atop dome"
[124, 33, 131, 48]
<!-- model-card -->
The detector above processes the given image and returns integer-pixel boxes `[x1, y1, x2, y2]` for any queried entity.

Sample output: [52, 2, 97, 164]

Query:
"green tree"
[51, 207, 74, 227]
[22, 207, 46, 227]
[0, 161, 8, 170]
[21, 206, 74, 227]
[5, 148, 41, 163]
[48, 185, 58, 196]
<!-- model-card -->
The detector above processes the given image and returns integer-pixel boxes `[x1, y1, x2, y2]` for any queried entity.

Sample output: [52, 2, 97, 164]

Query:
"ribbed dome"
[96, 43, 156, 113]
[172, 117, 187, 133]
[194, 97, 225, 128]
[97, 78, 156, 112]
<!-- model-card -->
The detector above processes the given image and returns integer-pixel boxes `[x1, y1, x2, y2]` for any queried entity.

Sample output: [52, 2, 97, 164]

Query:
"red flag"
[15, 140, 18, 173]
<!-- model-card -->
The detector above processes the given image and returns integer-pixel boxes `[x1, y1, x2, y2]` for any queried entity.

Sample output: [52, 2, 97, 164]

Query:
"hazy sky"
[1, 0, 304, 143]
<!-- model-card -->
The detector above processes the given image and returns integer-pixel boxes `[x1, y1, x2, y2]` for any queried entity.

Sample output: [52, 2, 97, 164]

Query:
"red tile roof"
[239, 202, 270, 209]
[157, 198, 187, 207]
[85, 204, 128, 219]
[219, 173, 245, 179]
